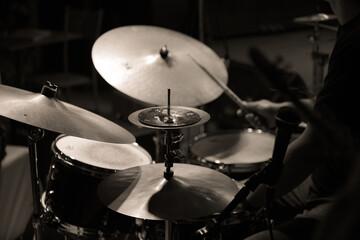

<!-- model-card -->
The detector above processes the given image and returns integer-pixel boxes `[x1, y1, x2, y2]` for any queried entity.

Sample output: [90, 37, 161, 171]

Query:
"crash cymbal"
[0, 84, 135, 144]
[97, 163, 239, 220]
[91, 25, 228, 107]
[293, 13, 337, 23]
[128, 106, 210, 129]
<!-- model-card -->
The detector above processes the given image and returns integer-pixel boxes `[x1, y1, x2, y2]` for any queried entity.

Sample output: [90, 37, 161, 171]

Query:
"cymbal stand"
[163, 129, 185, 180]
[27, 126, 45, 240]
[27, 82, 59, 240]
[309, 21, 329, 95]
[163, 89, 185, 180]
[162, 89, 184, 239]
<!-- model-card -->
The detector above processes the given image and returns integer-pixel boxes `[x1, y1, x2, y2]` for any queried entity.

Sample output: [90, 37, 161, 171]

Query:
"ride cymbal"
[97, 163, 239, 220]
[91, 25, 228, 107]
[0, 84, 135, 144]
[128, 106, 210, 129]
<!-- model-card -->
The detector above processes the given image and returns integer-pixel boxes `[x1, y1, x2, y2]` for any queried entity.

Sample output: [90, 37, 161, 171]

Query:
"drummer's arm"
[239, 97, 316, 130]
[244, 122, 325, 209]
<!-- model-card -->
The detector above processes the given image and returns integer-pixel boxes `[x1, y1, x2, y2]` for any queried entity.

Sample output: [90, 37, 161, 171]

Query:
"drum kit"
[0, 21, 310, 240]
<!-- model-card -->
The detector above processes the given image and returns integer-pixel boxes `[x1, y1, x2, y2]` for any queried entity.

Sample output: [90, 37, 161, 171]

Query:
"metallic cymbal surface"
[128, 106, 210, 129]
[293, 13, 337, 23]
[97, 163, 239, 220]
[0, 84, 135, 143]
[138, 106, 200, 127]
[91, 25, 228, 107]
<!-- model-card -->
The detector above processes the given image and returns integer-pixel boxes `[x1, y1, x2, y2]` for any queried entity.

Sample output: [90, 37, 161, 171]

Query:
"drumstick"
[188, 54, 248, 112]
[189, 54, 269, 130]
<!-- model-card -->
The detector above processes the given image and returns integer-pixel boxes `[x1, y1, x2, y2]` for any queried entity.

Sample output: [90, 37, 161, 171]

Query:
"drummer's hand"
[237, 99, 282, 129]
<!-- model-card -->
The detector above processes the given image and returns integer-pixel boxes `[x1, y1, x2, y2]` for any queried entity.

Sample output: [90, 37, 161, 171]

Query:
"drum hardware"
[91, 25, 228, 107]
[293, 13, 337, 95]
[128, 94, 211, 182]
[128, 106, 210, 130]
[162, 129, 186, 180]
[27, 126, 46, 240]
[309, 30, 329, 96]
[0, 82, 137, 240]
[98, 102, 238, 239]
[128, 89, 210, 176]
[25, 83, 58, 240]
[0, 83, 135, 144]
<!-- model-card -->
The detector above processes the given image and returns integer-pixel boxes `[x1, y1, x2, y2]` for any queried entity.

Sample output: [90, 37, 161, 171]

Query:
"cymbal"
[128, 106, 210, 129]
[97, 163, 239, 220]
[0, 84, 135, 144]
[91, 25, 228, 107]
[293, 13, 337, 23]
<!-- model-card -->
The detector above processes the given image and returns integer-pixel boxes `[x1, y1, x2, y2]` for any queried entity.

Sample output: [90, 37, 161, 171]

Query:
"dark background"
[1, 0, 332, 40]
[0, 0, 333, 89]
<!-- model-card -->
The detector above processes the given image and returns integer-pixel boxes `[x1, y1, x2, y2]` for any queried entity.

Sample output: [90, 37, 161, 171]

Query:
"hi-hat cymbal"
[128, 106, 210, 129]
[0, 84, 135, 144]
[97, 163, 239, 220]
[293, 13, 337, 23]
[91, 25, 228, 107]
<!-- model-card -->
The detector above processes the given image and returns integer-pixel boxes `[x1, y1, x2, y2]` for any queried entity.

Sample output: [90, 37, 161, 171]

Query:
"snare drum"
[191, 129, 274, 178]
[43, 134, 152, 239]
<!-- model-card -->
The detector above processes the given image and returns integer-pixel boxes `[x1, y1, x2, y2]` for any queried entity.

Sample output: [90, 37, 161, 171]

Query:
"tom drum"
[42, 134, 152, 239]
[191, 129, 275, 179]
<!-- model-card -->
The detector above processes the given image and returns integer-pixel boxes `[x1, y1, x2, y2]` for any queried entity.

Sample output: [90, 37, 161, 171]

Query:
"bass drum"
[191, 129, 275, 179]
[43, 134, 152, 239]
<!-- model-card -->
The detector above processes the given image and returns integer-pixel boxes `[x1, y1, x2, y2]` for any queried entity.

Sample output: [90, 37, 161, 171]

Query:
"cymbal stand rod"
[198, 0, 204, 42]
[164, 130, 174, 180]
[167, 89, 171, 116]
[310, 22, 329, 95]
[163, 129, 185, 179]
[165, 220, 172, 240]
[27, 126, 45, 240]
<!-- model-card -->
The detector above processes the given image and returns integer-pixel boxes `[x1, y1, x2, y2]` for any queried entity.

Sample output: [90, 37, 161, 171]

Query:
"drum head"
[191, 130, 274, 167]
[54, 135, 152, 171]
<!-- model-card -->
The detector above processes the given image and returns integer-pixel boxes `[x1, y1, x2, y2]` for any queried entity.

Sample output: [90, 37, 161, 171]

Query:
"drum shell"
[43, 134, 152, 238]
